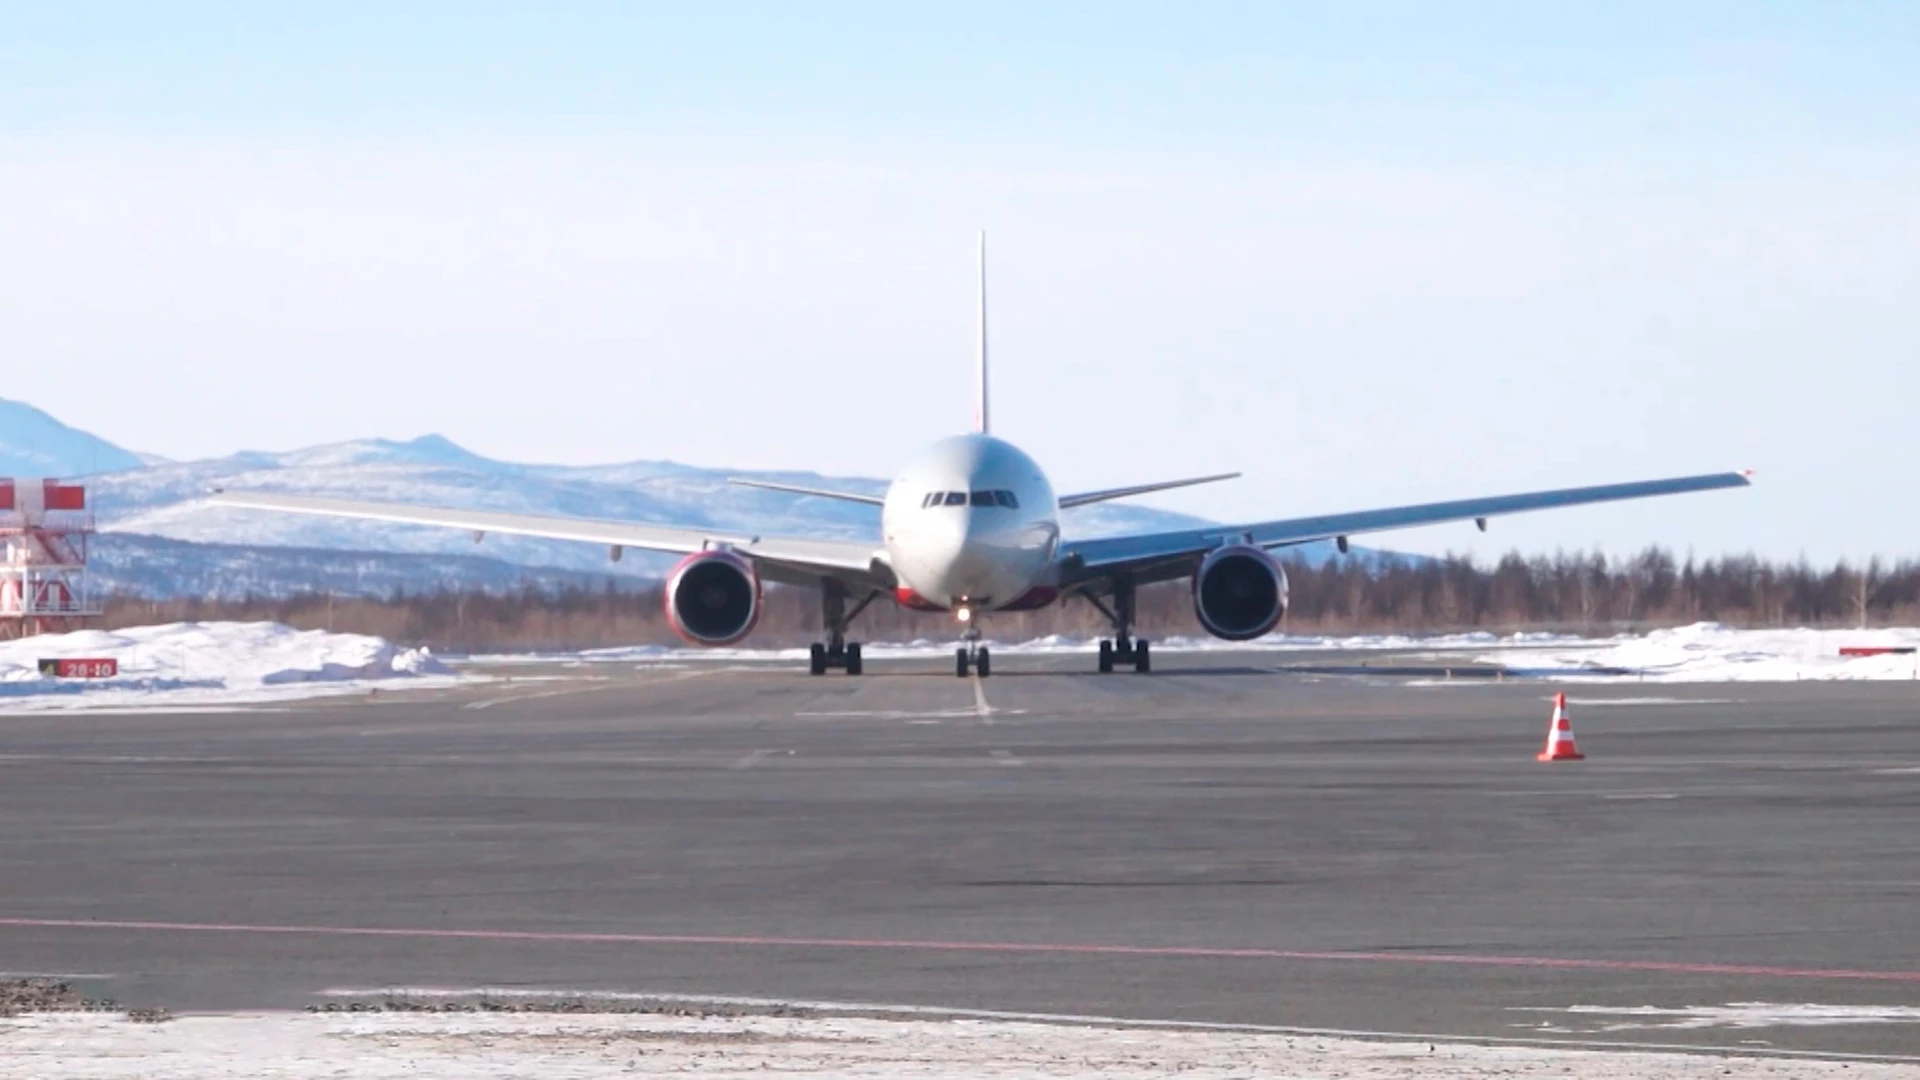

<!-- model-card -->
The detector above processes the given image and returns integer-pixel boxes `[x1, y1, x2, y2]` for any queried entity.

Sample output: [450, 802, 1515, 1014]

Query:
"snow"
[471, 623, 1920, 685]
[466, 629, 1607, 666]
[1, 1010, 1913, 1079]
[0, 622, 456, 711]
[1479, 622, 1920, 682]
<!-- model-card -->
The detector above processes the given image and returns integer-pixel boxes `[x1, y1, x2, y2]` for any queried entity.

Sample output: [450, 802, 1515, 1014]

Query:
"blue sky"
[3, 4, 1916, 560]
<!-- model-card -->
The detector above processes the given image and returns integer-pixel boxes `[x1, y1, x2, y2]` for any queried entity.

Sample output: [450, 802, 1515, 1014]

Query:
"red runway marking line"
[2, 916, 1917, 984]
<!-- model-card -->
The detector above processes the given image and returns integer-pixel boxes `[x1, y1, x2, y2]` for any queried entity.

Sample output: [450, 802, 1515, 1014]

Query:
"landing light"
[956, 606, 972, 623]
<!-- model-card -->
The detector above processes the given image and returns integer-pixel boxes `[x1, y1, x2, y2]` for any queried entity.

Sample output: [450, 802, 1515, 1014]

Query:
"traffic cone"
[1537, 692, 1585, 761]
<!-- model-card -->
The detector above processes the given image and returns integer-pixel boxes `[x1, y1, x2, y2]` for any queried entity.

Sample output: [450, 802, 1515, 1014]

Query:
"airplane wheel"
[809, 643, 827, 676]
[955, 648, 970, 678]
[1097, 640, 1114, 674]
[976, 648, 991, 678]
[1134, 639, 1151, 673]
[845, 643, 863, 676]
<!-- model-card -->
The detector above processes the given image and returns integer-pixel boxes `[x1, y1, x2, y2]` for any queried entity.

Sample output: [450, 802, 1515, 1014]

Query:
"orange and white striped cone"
[1537, 692, 1585, 761]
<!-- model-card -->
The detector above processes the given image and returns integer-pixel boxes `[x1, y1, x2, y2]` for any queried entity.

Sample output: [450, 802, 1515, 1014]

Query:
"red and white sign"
[42, 482, 86, 511]
[37, 657, 118, 678]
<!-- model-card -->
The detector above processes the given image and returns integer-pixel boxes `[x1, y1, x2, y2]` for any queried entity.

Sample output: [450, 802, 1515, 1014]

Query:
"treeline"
[1284, 549, 1920, 630]
[101, 548, 1920, 652]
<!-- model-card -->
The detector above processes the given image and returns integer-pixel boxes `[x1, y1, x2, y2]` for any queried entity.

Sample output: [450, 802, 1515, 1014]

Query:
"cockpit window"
[925, 489, 1019, 509]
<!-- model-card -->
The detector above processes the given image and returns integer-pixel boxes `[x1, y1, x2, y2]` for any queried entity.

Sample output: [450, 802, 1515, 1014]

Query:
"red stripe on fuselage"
[894, 587, 949, 612]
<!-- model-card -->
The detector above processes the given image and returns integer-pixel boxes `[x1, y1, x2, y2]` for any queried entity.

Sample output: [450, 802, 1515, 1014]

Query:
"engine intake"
[665, 550, 762, 645]
[1192, 544, 1288, 641]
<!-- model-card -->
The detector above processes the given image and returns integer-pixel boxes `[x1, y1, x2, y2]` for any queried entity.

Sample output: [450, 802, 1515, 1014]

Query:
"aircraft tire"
[1098, 640, 1114, 674]
[809, 643, 827, 676]
[955, 648, 970, 678]
[845, 642, 863, 676]
[976, 647, 991, 678]
[1134, 639, 1151, 673]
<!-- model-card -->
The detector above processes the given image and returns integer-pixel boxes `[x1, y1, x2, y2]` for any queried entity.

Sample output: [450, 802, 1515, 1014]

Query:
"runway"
[2, 650, 1918, 1060]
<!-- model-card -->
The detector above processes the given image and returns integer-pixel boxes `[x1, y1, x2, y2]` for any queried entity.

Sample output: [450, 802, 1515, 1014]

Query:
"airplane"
[210, 235, 1751, 678]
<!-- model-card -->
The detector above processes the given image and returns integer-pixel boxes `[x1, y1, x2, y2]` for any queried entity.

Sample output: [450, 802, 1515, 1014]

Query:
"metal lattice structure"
[0, 478, 101, 639]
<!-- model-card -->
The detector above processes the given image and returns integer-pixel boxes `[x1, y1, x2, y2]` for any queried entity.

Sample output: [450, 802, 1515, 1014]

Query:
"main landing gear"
[1087, 576, 1151, 674]
[809, 579, 877, 676]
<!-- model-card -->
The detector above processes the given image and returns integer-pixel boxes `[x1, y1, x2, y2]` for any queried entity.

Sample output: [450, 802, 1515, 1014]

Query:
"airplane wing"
[1057, 472, 1240, 509]
[726, 478, 886, 506]
[1060, 471, 1752, 587]
[204, 491, 891, 589]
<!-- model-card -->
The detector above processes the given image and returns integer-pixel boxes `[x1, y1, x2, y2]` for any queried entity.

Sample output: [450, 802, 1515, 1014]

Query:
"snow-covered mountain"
[0, 398, 148, 477]
[2, 399, 1361, 599]
[86, 433, 1274, 595]
[91, 532, 643, 599]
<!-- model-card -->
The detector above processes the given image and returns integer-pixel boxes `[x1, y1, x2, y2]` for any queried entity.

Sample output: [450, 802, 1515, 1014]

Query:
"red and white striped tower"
[0, 478, 102, 639]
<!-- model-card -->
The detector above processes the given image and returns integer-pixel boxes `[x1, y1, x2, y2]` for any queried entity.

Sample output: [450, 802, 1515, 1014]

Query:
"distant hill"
[0, 398, 148, 477]
[5, 399, 1373, 599]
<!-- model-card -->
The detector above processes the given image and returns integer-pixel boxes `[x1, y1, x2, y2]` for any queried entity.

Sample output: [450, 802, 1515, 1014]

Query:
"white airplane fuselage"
[881, 434, 1060, 612]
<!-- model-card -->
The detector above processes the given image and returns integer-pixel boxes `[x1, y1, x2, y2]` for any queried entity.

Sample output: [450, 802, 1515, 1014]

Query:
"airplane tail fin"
[973, 231, 990, 435]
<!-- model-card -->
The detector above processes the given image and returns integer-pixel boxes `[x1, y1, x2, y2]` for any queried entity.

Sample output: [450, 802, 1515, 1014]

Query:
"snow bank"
[0, 622, 454, 710]
[472, 629, 1583, 665]
[2, 1010, 1911, 1080]
[1480, 622, 1920, 683]
[474, 622, 1920, 685]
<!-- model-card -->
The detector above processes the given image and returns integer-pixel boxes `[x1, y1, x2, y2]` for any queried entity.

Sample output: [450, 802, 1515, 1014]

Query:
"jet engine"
[665, 550, 762, 645]
[1192, 544, 1289, 641]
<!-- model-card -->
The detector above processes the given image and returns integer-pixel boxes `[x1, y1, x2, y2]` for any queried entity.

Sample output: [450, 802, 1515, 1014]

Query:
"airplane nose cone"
[900, 511, 1023, 605]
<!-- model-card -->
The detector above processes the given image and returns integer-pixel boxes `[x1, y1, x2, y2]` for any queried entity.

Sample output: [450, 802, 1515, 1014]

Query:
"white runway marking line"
[796, 708, 984, 720]
[461, 679, 616, 710]
[308, 987, 1920, 1065]
[1514, 1002, 1920, 1031]
[972, 673, 992, 720]
[989, 749, 1024, 767]
[1563, 697, 1741, 707]
[1487, 790, 1692, 799]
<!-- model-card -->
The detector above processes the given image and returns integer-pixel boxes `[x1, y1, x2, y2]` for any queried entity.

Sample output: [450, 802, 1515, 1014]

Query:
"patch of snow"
[0, 622, 457, 711]
[1480, 622, 1920, 683]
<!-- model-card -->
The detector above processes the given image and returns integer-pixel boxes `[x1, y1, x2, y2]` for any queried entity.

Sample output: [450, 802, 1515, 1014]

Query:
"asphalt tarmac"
[2, 650, 1918, 1060]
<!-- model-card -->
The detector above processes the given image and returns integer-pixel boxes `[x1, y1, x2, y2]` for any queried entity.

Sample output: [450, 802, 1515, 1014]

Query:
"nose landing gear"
[953, 606, 990, 677]
[809, 579, 875, 676]
[1087, 576, 1151, 674]
[955, 636, 991, 678]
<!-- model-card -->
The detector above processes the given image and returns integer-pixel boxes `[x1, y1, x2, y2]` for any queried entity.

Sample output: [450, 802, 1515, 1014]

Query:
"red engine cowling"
[665, 550, 762, 645]
[1192, 544, 1289, 641]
